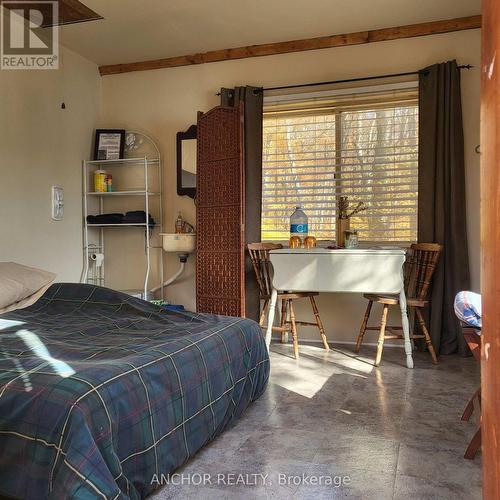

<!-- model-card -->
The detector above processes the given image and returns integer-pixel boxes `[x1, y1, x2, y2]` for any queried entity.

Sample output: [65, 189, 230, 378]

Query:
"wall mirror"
[177, 125, 197, 199]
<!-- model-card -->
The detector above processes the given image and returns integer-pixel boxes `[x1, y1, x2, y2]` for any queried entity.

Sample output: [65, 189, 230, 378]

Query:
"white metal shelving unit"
[81, 135, 164, 299]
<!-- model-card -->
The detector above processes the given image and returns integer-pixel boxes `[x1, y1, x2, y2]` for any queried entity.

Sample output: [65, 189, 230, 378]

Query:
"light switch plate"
[51, 186, 64, 220]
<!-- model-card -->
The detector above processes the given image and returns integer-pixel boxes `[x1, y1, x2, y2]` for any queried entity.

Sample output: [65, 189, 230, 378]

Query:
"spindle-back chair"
[355, 243, 443, 366]
[248, 243, 329, 358]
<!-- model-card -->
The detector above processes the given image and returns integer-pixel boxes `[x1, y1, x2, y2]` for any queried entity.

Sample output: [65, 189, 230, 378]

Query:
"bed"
[0, 284, 269, 499]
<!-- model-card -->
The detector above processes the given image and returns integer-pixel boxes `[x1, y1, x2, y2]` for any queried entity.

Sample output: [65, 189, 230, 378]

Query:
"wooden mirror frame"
[176, 125, 197, 199]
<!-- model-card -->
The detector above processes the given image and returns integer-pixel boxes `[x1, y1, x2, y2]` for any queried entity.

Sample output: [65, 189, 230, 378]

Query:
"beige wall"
[0, 47, 101, 281]
[100, 29, 481, 343]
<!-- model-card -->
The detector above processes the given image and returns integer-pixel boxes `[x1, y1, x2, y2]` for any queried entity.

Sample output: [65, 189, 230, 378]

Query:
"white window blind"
[262, 87, 419, 243]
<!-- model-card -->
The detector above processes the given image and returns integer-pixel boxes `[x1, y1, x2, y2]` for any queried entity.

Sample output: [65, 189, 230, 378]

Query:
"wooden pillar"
[481, 0, 500, 497]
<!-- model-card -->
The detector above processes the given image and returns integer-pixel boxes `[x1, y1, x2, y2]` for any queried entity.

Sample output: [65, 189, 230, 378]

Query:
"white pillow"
[0, 262, 56, 314]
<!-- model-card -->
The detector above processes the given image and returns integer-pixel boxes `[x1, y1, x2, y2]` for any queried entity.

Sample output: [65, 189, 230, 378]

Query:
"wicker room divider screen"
[196, 104, 246, 316]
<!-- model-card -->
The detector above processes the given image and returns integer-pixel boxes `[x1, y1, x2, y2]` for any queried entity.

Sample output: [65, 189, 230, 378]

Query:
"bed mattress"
[0, 284, 269, 499]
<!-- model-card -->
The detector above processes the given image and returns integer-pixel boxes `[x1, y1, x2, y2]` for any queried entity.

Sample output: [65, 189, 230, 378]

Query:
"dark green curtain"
[418, 60, 470, 355]
[220, 86, 263, 322]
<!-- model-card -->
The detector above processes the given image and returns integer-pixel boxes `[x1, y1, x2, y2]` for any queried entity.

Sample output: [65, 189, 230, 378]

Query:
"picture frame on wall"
[93, 129, 126, 160]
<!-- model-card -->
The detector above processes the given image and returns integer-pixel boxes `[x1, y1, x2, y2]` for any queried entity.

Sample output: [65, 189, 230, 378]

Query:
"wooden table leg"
[265, 288, 278, 351]
[399, 270, 414, 369]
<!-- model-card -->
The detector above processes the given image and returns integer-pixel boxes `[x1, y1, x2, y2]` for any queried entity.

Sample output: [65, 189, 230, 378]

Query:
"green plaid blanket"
[0, 284, 269, 499]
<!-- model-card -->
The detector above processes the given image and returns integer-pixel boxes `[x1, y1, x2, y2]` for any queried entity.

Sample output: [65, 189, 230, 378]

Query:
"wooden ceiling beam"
[99, 15, 481, 76]
[0, 0, 102, 27]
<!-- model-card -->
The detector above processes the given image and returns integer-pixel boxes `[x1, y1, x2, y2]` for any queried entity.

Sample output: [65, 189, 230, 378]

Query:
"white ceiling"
[59, 0, 481, 67]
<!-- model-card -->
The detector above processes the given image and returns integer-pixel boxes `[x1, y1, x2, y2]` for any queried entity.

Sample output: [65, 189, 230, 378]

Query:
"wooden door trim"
[481, 0, 500, 496]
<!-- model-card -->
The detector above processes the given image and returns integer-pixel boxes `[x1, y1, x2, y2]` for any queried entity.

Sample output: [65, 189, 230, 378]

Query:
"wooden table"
[265, 248, 413, 368]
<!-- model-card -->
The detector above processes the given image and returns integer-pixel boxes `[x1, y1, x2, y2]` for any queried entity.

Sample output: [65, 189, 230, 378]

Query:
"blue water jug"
[290, 206, 308, 243]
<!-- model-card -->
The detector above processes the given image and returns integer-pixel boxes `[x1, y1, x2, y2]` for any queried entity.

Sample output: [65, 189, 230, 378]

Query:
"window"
[261, 86, 418, 243]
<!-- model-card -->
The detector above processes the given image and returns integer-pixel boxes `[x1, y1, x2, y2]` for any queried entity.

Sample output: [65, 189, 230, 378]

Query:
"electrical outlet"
[51, 186, 64, 220]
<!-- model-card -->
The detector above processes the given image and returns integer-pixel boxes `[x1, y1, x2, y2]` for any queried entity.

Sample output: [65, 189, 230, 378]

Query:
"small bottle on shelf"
[105, 173, 113, 192]
[175, 212, 185, 233]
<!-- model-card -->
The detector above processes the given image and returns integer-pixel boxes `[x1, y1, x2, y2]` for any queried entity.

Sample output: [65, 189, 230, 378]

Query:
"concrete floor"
[151, 343, 482, 499]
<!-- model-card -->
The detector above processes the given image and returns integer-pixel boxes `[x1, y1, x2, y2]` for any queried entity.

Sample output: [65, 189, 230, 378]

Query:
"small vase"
[336, 218, 350, 248]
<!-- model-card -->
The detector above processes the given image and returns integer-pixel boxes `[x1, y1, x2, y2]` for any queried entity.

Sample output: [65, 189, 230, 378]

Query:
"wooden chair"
[355, 243, 443, 366]
[247, 242, 329, 358]
[461, 326, 481, 460]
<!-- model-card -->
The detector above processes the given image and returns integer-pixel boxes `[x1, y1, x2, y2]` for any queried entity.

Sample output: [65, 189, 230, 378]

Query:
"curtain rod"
[261, 64, 474, 93]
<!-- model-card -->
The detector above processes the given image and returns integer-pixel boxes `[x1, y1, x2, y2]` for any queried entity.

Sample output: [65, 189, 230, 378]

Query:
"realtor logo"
[1, 1, 59, 69]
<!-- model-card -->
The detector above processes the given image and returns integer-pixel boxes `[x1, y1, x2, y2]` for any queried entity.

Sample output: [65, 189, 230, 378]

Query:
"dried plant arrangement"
[347, 201, 367, 219]
[336, 196, 367, 247]
[337, 196, 367, 220]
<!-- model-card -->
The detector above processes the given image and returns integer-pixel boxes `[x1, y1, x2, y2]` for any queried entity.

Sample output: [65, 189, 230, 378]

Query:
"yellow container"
[304, 236, 317, 248]
[94, 170, 107, 192]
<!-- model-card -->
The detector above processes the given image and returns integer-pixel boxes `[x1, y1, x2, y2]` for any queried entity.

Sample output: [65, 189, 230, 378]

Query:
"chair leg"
[464, 427, 481, 460]
[310, 296, 329, 351]
[289, 299, 299, 359]
[280, 299, 288, 343]
[462, 387, 481, 421]
[375, 304, 389, 367]
[355, 300, 373, 353]
[259, 299, 269, 327]
[415, 308, 438, 364]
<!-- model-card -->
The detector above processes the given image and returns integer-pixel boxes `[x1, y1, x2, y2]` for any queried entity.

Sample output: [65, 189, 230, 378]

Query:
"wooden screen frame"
[195, 104, 246, 317]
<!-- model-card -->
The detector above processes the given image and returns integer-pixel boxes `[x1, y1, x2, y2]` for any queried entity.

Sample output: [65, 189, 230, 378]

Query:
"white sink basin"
[160, 233, 196, 254]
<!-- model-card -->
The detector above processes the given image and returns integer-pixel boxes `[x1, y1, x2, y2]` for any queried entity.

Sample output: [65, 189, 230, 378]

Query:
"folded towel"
[86, 211, 155, 226]
[87, 213, 124, 224]
[123, 210, 155, 226]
